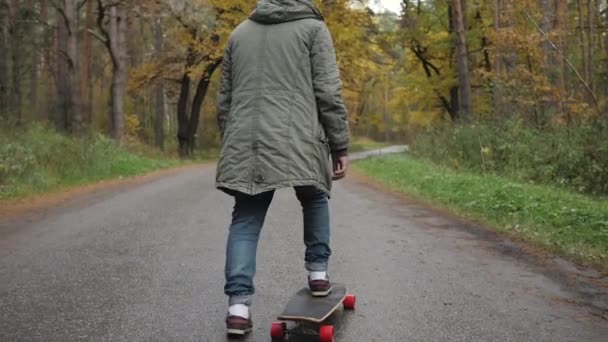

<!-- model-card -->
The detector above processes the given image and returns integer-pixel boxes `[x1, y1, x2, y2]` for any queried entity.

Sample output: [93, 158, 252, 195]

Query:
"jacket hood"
[249, 0, 323, 24]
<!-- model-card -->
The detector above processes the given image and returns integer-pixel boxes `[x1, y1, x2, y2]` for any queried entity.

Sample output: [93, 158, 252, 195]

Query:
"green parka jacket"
[215, 0, 349, 196]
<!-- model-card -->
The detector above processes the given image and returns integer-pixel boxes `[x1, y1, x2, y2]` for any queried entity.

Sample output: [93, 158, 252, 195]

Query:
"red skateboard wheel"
[319, 325, 334, 342]
[270, 321, 286, 339]
[343, 293, 356, 310]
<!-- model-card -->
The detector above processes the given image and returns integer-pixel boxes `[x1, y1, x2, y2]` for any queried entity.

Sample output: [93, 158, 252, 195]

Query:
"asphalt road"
[1, 163, 607, 342]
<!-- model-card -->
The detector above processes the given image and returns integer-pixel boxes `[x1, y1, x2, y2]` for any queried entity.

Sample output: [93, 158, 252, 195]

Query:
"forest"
[1, 0, 608, 196]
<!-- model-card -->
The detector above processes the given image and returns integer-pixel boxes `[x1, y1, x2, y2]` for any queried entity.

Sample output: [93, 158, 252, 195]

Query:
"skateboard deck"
[278, 284, 347, 323]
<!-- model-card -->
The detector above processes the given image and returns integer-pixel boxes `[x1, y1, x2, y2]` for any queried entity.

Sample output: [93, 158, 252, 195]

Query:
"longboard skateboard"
[270, 284, 356, 342]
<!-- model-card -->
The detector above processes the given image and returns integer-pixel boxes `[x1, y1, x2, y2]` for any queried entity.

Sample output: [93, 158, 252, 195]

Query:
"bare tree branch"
[49, 1, 72, 36]
[78, 0, 88, 11]
[95, 0, 110, 45]
[155, 0, 197, 35]
[87, 28, 107, 43]
[104, 0, 130, 7]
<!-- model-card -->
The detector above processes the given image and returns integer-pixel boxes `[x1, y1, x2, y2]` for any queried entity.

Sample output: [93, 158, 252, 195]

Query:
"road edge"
[347, 169, 608, 317]
[0, 163, 212, 221]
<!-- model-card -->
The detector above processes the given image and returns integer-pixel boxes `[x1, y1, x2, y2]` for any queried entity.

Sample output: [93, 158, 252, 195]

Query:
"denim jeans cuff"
[229, 295, 252, 307]
[305, 262, 328, 272]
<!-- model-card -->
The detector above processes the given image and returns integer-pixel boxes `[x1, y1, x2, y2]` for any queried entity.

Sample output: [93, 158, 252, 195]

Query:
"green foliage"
[349, 136, 390, 152]
[354, 154, 608, 271]
[0, 124, 181, 199]
[411, 120, 608, 196]
[0, 142, 39, 186]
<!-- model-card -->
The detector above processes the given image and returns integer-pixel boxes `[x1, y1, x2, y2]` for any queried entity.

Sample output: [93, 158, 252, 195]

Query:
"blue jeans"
[224, 186, 331, 306]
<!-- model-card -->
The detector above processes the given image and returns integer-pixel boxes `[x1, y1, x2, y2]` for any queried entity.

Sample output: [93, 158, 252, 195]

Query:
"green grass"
[349, 137, 391, 153]
[354, 154, 608, 271]
[0, 124, 183, 200]
[412, 120, 608, 196]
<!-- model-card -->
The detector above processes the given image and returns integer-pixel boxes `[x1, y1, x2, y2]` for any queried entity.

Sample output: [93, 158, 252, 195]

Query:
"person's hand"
[332, 154, 349, 180]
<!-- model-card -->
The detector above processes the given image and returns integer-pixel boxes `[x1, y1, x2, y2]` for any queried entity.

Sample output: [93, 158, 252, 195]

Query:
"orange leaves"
[128, 0, 252, 97]
[490, 29, 541, 58]
[128, 62, 163, 95]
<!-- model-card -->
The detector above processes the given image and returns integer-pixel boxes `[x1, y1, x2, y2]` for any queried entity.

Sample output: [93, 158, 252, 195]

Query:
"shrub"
[411, 120, 608, 196]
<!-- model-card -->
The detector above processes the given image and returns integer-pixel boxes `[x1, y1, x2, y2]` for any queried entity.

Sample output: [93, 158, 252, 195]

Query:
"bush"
[0, 123, 179, 199]
[411, 119, 608, 196]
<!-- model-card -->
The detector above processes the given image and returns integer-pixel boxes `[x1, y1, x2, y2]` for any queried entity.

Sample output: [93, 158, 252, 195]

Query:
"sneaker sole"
[227, 327, 252, 335]
[311, 287, 333, 297]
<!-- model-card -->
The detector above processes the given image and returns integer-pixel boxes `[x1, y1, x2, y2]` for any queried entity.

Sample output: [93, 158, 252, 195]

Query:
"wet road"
[1, 163, 607, 341]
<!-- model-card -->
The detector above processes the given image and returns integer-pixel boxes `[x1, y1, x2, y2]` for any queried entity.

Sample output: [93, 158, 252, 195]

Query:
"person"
[215, 0, 349, 335]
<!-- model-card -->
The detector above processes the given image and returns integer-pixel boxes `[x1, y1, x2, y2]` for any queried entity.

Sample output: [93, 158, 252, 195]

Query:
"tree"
[577, 0, 588, 83]
[555, 0, 568, 111]
[53, 0, 85, 135]
[7, 0, 22, 124]
[452, 0, 473, 118]
[83, 0, 95, 124]
[3, 0, 605, 155]
[129, 0, 253, 156]
[587, 0, 594, 92]
[0, 1, 9, 117]
[39, 0, 56, 124]
[167, 1, 228, 156]
[94, 0, 129, 142]
[153, 16, 165, 149]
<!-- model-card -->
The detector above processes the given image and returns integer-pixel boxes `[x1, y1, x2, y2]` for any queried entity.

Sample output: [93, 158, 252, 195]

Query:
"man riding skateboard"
[215, 0, 349, 336]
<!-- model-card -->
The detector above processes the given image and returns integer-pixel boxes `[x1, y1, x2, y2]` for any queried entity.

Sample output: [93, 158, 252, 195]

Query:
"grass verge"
[354, 154, 608, 271]
[0, 124, 184, 200]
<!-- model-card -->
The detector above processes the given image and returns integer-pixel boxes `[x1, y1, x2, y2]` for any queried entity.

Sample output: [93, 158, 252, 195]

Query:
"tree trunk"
[605, 0, 608, 110]
[176, 48, 197, 156]
[555, 0, 568, 116]
[177, 72, 191, 157]
[504, 0, 516, 73]
[56, 6, 69, 131]
[452, 0, 472, 119]
[8, 0, 22, 124]
[598, 0, 605, 54]
[461, 0, 468, 29]
[29, 0, 40, 119]
[540, 0, 559, 115]
[40, 0, 55, 123]
[54, 0, 83, 134]
[82, 0, 94, 124]
[540, 0, 555, 64]
[383, 71, 390, 141]
[108, 4, 127, 142]
[587, 0, 594, 92]
[449, 87, 460, 119]
[493, 0, 501, 72]
[448, 3, 460, 121]
[578, 0, 589, 82]
[493, 0, 502, 116]
[185, 59, 222, 155]
[65, 0, 84, 135]
[96, 1, 128, 142]
[0, 4, 8, 115]
[131, 17, 147, 138]
[153, 17, 165, 150]
[478, 10, 491, 72]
